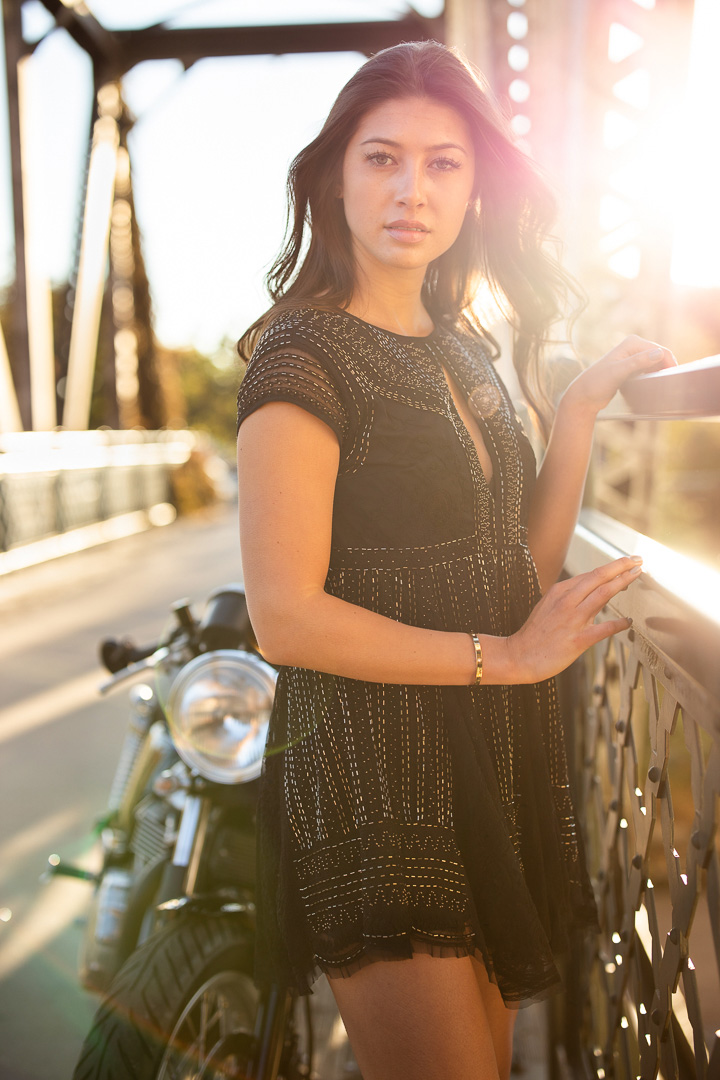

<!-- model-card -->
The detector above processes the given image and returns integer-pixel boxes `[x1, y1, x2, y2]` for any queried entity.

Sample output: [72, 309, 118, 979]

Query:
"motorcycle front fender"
[156, 891, 256, 924]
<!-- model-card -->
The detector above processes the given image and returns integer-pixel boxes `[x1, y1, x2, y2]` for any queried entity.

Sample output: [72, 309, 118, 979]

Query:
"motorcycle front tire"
[72, 914, 261, 1080]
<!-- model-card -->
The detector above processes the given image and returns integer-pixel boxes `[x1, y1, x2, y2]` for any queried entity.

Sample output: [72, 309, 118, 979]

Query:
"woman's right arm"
[237, 401, 640, 686]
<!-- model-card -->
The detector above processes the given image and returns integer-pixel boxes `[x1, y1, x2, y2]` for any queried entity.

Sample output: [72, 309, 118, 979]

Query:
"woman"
[236, 41, 674, 1080]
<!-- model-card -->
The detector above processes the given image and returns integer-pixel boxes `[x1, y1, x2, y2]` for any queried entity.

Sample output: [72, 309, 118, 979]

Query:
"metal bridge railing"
[0, 429, 194, 574]
[554, 355, 720, 1080]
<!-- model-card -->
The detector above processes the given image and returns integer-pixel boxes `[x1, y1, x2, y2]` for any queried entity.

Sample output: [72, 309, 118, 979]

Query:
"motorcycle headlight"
[165, 650, 276, 784]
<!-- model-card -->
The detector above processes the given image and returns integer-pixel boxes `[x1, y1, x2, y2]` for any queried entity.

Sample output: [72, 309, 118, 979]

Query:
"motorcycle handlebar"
[100, 638, 160, 674]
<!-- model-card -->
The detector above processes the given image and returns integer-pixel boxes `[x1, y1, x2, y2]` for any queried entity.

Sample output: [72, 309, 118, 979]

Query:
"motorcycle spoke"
[199, 994, 211, 1064]
[204, 995, 225, 1038]
[218, 993, 232, 1035]
[181, 1009, 199, 1042]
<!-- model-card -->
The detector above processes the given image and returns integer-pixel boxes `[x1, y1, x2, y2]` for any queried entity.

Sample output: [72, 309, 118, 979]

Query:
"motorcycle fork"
[156, 791, 211, 904]
[158, 794, 294, 1079]
[248, 984, 293, 1080]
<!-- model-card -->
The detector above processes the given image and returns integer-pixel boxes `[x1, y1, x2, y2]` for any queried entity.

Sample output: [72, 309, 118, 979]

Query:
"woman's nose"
[395, 162, 426, 208]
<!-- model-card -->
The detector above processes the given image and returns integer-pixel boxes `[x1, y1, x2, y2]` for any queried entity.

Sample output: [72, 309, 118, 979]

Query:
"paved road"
[0, 505, 246, 1080]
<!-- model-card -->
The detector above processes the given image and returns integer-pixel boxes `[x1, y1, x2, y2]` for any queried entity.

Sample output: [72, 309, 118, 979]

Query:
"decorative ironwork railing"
[555, 355, 720, 1080]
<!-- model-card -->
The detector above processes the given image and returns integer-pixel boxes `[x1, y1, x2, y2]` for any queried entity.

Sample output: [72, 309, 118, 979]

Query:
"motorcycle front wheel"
[72, 914, 260, 1080]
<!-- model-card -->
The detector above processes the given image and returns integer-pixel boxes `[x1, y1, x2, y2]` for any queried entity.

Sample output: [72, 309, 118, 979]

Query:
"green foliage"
[175, 345, 244, 452]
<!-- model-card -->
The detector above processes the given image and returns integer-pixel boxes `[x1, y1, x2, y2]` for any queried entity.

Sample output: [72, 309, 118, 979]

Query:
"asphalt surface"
[0, 504, 244, 1080]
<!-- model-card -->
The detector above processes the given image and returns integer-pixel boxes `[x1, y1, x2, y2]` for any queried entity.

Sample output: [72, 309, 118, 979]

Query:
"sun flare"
[670, 0, 720, 287]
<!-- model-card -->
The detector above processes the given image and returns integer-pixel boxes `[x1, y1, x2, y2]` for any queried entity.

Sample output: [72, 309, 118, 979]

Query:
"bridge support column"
[2, 0, 31, 430]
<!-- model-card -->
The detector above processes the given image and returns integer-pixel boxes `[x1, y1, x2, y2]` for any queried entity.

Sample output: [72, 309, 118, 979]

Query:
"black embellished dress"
[235, 306, 598, 1004]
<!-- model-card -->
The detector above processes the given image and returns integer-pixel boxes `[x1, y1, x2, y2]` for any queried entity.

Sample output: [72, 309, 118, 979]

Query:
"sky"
[0, 0, 718, 361]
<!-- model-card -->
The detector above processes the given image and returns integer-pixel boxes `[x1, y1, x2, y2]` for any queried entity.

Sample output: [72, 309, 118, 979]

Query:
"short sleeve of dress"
[236, 315, 349, 445]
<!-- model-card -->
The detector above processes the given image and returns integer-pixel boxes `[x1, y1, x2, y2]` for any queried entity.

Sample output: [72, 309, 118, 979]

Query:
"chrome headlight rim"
[166, 649, 276, 785]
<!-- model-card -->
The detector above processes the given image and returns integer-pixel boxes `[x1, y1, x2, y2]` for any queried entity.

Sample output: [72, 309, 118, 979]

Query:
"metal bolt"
[648, 766, 661, 783]
[652, 1009, 663, 1026]
[609, 799, 619, 812]
[632, 854, 643, 869]
[692, 831, 703, 849]
[669, 928, 680, 945]
[615, 719, 625, 733]
[593, 684, 604, 695]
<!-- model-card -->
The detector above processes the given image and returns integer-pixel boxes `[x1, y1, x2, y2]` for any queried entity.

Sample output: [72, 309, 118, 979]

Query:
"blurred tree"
[170, 342, 243, 452]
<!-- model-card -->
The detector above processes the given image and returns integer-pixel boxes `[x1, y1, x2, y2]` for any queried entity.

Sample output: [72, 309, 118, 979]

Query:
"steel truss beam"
[36, 0, 120, 67]
[35, 6, 444, 80]
[2, 0, 30, 429]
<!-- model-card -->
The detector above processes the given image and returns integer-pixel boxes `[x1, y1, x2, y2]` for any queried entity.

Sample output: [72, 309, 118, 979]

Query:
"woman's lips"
[385, 221, 429, 244]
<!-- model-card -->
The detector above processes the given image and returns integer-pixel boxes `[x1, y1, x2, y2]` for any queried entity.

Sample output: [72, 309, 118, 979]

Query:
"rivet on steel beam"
[615, 720, 625, 733]
[651, 1009, 663, 1026]
[632, 854, 643, 869]
[669, 928, 680, 945]
[648, 766, 661, 783]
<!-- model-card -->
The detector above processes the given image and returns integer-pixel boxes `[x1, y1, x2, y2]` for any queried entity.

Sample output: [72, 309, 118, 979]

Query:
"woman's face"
[340, 96, 476, 282]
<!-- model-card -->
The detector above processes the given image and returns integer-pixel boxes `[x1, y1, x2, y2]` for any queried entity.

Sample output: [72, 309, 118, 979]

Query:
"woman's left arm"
[527, 334, 677, 593]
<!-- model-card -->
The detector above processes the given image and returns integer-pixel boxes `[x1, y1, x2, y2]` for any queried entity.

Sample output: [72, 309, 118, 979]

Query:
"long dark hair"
[237, 40, 581, 436]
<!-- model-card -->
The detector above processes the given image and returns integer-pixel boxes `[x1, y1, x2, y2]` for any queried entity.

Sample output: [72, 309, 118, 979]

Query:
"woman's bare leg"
[470, 956, 517, 1080]
[327, 953, 503, 1080]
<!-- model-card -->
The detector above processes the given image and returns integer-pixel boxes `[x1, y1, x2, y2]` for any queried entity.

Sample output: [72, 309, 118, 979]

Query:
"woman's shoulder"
[253, 304, 355, 362]
[237, 306, 358, 439]
[241, 305, 366, 422]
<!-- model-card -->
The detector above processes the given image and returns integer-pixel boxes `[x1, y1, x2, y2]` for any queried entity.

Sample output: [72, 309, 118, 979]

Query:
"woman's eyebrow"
[359, 137, 468, 154]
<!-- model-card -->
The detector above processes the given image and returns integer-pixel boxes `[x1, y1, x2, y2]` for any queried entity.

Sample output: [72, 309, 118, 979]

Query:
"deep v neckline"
[441, 364, 495, 488]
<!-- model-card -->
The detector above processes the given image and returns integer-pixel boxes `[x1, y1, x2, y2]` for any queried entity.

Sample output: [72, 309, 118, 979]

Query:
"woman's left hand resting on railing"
[527, 335, 678, 593]
[561, 334, 678, 416]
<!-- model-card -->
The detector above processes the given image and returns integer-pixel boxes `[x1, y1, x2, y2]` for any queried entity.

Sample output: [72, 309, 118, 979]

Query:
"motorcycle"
[46, 584, 314, 1079]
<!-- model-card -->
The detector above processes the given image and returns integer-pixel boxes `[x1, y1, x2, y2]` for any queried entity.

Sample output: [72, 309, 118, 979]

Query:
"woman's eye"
[366, 152, 394, 166]
[432, 157, 462, 172]
[363, 151, 462, 171]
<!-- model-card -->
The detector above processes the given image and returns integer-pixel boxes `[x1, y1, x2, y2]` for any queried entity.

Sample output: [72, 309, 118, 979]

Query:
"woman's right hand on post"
[506, 556, 642, 683]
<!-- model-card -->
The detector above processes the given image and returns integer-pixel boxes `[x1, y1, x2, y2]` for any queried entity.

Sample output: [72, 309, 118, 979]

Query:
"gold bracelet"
[470, 632, 483, 684]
